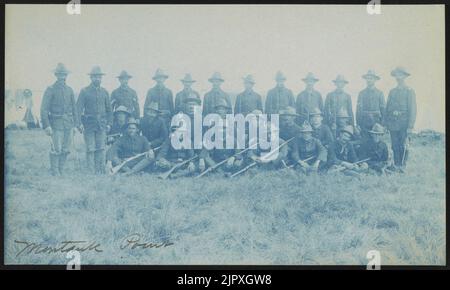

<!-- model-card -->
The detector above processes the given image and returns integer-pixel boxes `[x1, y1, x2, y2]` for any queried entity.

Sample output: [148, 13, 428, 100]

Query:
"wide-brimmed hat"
[127, 117, 139, 127]
[275, 71, 286, 81]
[117, 70, 132, 79]
[209, 72, 224, 83]
[299, 121, 314, 133]
[152, 68, 169, 80]
[336, 107, 351, 118]
[214, 98, 231, 111]
[391, 66, 410, 77]
[243, 74, 255, 84]
[302, 72, 319, 83]
[88, 65, 105, 76]
[114, 105, 130, 115]
[181, 73, 196, 83]
[368, 123, 386, 134]
[333, 75, 348, 84]
[279, 106, 300, 117]
[362, 69, 380, 80]
[145, 102, 162, 113]
[53, 63, 70, 74]
[309, 107, 323, 117]
[340, 125, 354, 137]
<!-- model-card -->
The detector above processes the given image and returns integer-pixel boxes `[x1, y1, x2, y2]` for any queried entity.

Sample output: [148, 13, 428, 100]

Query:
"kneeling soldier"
[291, 121, 327, 173]
[309, 108, 334, 149]
[140, 102, 169, 150]
[106, 118, 155, 175]
[107, 105, 130, 145]
[358, 123, 389, 174]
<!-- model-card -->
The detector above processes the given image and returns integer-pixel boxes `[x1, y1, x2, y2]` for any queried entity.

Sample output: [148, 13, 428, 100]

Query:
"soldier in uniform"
[144, 68, 174, 125]
[326, 125, 363, 175]
[296, 72, 323, 124]
[324, 75, 354, 137]
[385, 66, 416, 171]
[309, 108, 334, 149]
[291, 121, 327, 173]
[40, 63, 79, 176]
[140, 102, 169, 150]
[77, 65, 113, 174]
[358, 123, 389, 174]
[110, 70, 140, 120]
[234, 75, 263, 116]
[174, 73, 200, 113]
[278, 106, 302, 162]
[107, 105, 130, 145]
[199, 100, 239, 173]
[203, 72, 232, 116]
[356, 70, 385, 141]
[106, 118, 155, 176]
[265, 71, 295, 114]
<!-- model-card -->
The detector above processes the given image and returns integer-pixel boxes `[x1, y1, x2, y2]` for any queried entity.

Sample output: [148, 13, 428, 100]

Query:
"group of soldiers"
[40, 63, 416, 178]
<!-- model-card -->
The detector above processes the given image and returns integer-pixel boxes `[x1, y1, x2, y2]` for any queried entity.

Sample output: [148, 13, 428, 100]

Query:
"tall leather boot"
[58, 152, 69, 175]
[49, 153, 60, 176]
[86, 151, 95, 173]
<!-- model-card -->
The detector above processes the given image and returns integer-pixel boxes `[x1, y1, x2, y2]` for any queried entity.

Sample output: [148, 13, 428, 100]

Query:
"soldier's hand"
[226, 157, 235, 168]
[187, 162, 196, 173]
[298, 160, 308, 168]
[359, 162, 369, 170]
[44, 126, 53, 136]
[146, 149, 155, 159]
[198, 159, 206, 172]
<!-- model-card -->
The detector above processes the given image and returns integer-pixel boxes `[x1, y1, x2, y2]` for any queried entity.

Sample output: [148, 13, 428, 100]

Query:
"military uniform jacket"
[327, 140, 358, 166]
[356, 87, 385, 131]
[41, 81, 79, 130]
[359, 140, 388, 165]
[291, 137, 327, 163]
[144, 85, 174, 116]
[139, 115, 169, 149]
[77, 84, 112, 131]
[158, 136, 195, 161]
[234, 89, 263, 115]
[265, 86, 295, 114]
[175, 89, 200, 113]
[385, 86, 417, 131]
[324, 90, 354, 126]
[111, 85, 140, 119]
[296, 89, 324, 120]
[109, 134, 150, 160]
[203, 88, 232, 116]
[312, 124, 334, 148]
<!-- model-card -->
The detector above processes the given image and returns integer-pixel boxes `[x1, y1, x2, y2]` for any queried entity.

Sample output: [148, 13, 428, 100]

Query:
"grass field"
[4, 129, 446, 265]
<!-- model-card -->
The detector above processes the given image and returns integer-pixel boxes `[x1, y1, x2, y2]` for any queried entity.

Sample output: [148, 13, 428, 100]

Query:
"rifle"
[229, 137, 295, 178]
[109, 146, 161, 176]
[282, 156, 315, 169]
[195, 140, 260, 178]
[330, 157, 371, 172]
[158, 155, 198, 180]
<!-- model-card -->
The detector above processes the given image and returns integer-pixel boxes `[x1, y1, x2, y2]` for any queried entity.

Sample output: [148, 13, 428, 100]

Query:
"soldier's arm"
[40, 87, 52, 129]
[408, 89, 417, 130]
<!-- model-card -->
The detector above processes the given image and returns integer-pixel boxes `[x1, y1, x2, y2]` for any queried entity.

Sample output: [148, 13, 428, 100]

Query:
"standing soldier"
[175, 73, 200, 113]
[356, 70, 385, 141]
[291, 121, 327, 173]
[265, 71, 295, 114]
[234, 75, 263, 116]
[144, 68, 174, 125]
[358, 123, 389, 174]
[296, 72, 323, 123]
[385, 66, 416, 171]
[40, 63, 79, 176]
[309, 108, 334, 149]
[140, 102, 169, 150]
[203, 72, 232, 116]
[324, 75, 354, 137]
[111, 70, 140, 120]
[77, 65, 112, 174]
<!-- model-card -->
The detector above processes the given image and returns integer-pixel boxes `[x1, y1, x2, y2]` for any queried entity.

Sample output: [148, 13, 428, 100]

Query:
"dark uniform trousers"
[40, 80, 79, 175]
[77, 84, 112, 173]
[385, 86, 416, 167]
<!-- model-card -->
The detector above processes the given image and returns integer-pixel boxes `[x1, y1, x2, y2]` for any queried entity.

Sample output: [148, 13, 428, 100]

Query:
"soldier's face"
[310, 115, 322, 127]
[146, 109, 158, 118]
[339, 132, 352, 144]
[244, 82, 254, 90]
[335, 81, 346, 89]
[276, 80, 285, 87]
[116, 113, 127, 125]
[186, 103, 198, 115]
[337, 117, 348, 127]
[127, 124, 138, 136]
[301, 132, 313, 141]
[280, 115, 294, 126]
[394, 74, 407, 83]
[90, 75, 102, 86]
[155, 78, 166, 85]
[183, 82, 193, 89]
[211, 80, 222, 89]
[55, 73, 67, 82]
[305, 81, 315, 89]
[119, 78, 129, 86]
[216, 107, 227, 118]
[370, 133, 381, 143]
[365, 77, 376, 87]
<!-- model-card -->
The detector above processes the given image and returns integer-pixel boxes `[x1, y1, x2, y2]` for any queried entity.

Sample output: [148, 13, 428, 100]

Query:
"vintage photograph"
[3, 4, 445, 266]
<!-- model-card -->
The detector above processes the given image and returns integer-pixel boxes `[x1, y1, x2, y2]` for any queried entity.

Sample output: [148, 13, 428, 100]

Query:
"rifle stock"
[109, 146, 161, 176]
[158, 155, 198, 180]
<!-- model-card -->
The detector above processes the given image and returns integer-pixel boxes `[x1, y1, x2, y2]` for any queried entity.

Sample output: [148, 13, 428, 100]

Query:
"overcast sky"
[5, 4, 445, 132]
